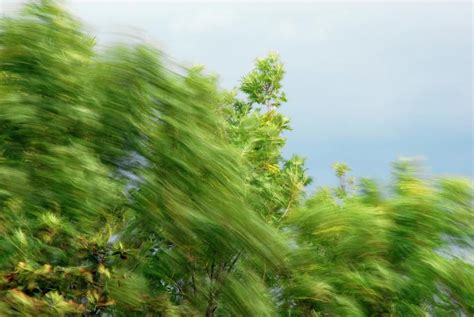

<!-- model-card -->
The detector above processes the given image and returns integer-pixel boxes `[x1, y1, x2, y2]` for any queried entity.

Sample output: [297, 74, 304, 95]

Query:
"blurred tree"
[0, 1, 472, 316]
[283, 162, 473, 316]
[125, 61, 287, 316]
[0, 0, 130, 314]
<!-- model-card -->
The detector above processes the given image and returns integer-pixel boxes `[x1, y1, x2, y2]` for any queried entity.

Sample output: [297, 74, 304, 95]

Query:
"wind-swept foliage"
[0, 1, 472, 316]
[283, 163, 473, 316]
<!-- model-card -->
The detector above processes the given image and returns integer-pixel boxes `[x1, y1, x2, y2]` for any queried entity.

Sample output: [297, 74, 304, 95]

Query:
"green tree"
[223, 53, 311, 223]
[0, 1, 472, 316]
[0, 1, 129, 314]
[283, 162, 473, 316]
[126, 62, 287, 316]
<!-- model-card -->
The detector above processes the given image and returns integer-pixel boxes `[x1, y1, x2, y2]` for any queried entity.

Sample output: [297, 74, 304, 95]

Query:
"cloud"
[169, 7, 236, 34]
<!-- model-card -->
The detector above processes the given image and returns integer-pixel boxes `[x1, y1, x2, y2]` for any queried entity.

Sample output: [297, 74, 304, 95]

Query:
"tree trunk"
[205, 301, 217, 317]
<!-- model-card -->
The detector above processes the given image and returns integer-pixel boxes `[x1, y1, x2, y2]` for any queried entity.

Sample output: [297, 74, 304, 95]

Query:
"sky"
[2, 1, 473, 187]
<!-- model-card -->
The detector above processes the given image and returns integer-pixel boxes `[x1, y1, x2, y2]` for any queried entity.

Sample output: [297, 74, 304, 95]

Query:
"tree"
[126, 62, 287, 316]
[0, 1, 129, 314]
[0, 1, 472, 316]
[223, 53, 311, 223]
[283, 161, 474, 316]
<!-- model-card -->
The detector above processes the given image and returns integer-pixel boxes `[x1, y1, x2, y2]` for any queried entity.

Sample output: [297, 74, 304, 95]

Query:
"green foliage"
[284, 164, 474, 316]
[240, 52, 287, 110]
[223, 53, 311, 223]
[0, 1, 472, 316]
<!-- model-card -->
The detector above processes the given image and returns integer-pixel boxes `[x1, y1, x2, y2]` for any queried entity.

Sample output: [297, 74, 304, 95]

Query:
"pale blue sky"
[3, 1, 472, 186]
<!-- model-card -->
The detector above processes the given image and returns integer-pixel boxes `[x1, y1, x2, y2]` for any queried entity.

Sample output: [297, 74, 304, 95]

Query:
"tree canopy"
[0, 1, 472, 316]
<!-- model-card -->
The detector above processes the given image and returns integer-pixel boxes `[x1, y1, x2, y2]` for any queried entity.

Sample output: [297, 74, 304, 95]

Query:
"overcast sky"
[3, 1, 473, 187]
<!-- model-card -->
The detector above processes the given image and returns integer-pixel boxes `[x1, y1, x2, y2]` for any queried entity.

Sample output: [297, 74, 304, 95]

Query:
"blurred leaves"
[0, 1, 472, 316]
[283, 164, 474, 316]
